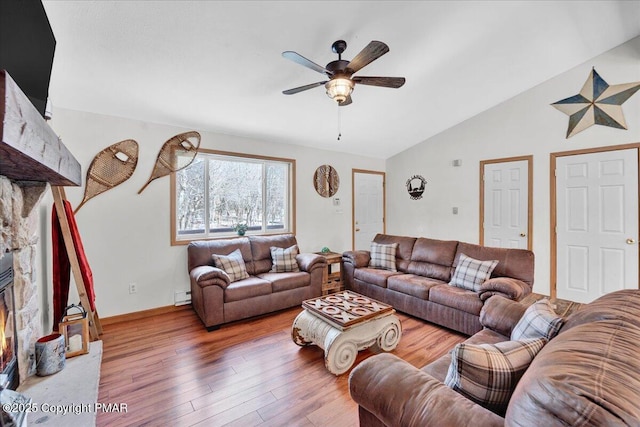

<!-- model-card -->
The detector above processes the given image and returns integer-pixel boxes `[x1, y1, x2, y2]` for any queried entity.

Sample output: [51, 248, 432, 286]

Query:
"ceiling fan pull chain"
[337, 105, 342, 141]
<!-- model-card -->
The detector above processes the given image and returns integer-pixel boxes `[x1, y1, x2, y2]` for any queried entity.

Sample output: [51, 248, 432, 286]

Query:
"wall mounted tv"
[0, 0, 56, 118]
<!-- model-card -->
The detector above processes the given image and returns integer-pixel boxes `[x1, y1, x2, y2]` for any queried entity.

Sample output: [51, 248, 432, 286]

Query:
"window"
[171, 149, 295, 244]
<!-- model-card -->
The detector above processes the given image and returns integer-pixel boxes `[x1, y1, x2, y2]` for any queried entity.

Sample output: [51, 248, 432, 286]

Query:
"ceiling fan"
[282, 40, 405, 106]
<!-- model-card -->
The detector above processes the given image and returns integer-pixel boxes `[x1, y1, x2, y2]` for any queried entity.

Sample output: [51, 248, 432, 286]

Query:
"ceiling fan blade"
[353, 76, 406, 88]
[282, 81, 327, 95]
[339, 95, 352, 106]
[282, 51, 330, 75]
[346, 41, 389, 73]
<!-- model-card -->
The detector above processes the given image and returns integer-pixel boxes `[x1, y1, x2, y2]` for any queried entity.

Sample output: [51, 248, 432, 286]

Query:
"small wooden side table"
[315, 251, 344, 295]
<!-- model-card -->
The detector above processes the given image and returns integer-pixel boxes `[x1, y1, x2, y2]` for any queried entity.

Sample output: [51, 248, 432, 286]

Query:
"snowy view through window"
[175, 152, 292, 240]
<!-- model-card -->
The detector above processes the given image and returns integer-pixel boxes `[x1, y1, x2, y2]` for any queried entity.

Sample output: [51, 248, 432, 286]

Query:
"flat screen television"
[0, 0, 56, 118]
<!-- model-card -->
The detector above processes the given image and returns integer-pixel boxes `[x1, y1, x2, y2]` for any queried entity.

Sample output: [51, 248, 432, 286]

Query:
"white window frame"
[170, 149, 296, 245]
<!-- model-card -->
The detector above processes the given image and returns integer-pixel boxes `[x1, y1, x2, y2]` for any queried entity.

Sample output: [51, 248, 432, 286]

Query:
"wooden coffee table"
[291, 290, 402, 375]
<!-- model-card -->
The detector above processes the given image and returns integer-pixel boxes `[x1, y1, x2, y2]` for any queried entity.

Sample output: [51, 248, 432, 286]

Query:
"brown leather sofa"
[349, 289, 640, 426]
[187, 234, 325, 330]
[342, 234, 534, 335]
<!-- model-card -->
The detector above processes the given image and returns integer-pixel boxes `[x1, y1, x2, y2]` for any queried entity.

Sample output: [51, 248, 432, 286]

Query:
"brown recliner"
[349, 289, 640, 426]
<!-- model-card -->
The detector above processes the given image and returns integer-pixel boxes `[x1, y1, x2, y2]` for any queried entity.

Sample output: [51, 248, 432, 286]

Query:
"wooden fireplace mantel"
[0, 70, 81, 186]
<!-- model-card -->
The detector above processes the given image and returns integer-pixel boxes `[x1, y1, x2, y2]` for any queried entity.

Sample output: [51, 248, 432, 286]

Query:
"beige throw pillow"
[449, 253, 498, 292]
[212, 249, 249, 282]
[270, 245, 300, 273]
[369, 242, 398, 271]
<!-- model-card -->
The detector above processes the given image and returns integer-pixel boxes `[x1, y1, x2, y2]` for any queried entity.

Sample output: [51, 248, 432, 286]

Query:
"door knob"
[355, 228, 361, 232]
[627, 238, 636, 244]
[520, 233, 526, 237]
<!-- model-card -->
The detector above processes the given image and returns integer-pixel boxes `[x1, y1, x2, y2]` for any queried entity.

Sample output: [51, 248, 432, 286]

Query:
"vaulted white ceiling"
[42, 1, 640, 159]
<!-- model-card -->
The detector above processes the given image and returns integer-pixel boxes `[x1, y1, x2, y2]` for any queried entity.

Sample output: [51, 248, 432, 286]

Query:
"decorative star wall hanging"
[552, 68, 640, 138]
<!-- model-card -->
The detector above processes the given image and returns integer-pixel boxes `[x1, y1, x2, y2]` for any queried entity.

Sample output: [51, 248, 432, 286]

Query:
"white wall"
[386, 36, 640, 296]
[35, 36, 639, 322]
[42, 110, 384, 319]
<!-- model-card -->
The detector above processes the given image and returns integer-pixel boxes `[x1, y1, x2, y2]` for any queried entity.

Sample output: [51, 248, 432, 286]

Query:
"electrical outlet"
[129, 283, 137, 294]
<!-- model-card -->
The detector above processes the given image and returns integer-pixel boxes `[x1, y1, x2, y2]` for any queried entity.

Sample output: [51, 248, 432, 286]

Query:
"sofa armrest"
[189, 265, 230, 289]
[479, 295, 528, 337]
[349, 353, 503, 427]
[479, 277, 531, 301]
[296, 253, 326, 272]
[342, 250, 370, 268]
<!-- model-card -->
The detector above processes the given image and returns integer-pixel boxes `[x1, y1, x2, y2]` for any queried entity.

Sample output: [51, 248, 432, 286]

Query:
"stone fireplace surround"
[0, 177, 48, 383]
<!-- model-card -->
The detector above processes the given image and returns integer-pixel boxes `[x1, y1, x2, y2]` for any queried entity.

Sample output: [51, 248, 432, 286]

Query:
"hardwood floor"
[97, 305, 466, 427]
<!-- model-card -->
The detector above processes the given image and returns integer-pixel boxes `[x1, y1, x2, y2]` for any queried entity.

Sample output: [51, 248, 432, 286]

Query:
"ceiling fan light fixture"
[325, 78, 354, 103]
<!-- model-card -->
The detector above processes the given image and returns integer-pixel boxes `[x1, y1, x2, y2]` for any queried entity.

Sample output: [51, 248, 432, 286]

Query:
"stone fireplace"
[1, 70, 81, 386]
[0, 178, 48, 384]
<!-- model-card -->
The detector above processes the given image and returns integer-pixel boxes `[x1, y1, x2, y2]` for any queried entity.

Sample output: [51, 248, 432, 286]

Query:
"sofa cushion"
[387, 274, 445, 300]
[511, 299, 563, 341]
[407, 238, 458, 282]
[429, 284, 484, 315]
[449, 253, 498, 292]
[445, 338, 547, 415]
[354, 268, 400, 288]
[270, 245, 300, 272]
[224, 276, 272, 302]
[258, 271, 310, 292]
[560, 288, 640, 332]
[369, 242, 398, 271]
[187, 237, 251, 272]
[211, 249, 250, 282]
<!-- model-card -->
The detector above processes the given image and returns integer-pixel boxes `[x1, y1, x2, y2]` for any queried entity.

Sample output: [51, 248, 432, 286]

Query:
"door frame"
[550, 142, 640, 299]
[352, 169, 386, 250]
[479, 155, 533, 250]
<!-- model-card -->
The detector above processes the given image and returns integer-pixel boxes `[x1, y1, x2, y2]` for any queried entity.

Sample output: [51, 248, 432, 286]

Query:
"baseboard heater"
[174, 290, 192, 306]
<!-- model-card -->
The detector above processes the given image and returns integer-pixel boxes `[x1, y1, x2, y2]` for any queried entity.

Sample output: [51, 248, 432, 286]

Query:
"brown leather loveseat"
[349, 289, 640, 426]
[187, 234, 325, 330]
[342, 234, 534, 335]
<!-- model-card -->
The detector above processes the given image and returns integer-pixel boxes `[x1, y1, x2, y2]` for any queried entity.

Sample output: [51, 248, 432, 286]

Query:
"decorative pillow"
[445, 338, 547, 414]
[449, 253, 499, 291]
[211, 249, 249, 282]
[270, 245, 300, 273]
[369, 242, 398, 272]
[511, 299, 564, 341]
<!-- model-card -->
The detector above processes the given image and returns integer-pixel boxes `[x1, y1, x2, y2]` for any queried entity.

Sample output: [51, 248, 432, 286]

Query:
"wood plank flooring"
[97, 305, 466, 427]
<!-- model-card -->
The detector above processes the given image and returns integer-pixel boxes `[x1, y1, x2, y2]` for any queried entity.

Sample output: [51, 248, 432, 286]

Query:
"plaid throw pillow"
[369, 242, 398, 272]
[445, 338, 547, 414]
[511, 299, 564, 341]
[449, 253, 499, 291]
[212, 249, 249, 282]
[270, 245, 300, 273]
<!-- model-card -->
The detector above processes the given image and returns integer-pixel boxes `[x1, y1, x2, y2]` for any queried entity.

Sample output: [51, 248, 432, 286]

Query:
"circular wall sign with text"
[406, 175, 427, 200]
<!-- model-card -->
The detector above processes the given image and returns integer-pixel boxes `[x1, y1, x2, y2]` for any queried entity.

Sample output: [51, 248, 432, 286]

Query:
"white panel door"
[353, 172, 385, 250]
[556, 148, 639, 303]
[483, 160, 529, 249]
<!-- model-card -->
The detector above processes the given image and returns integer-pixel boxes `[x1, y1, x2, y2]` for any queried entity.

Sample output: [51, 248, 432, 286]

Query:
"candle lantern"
[58, 304, 89, 358]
